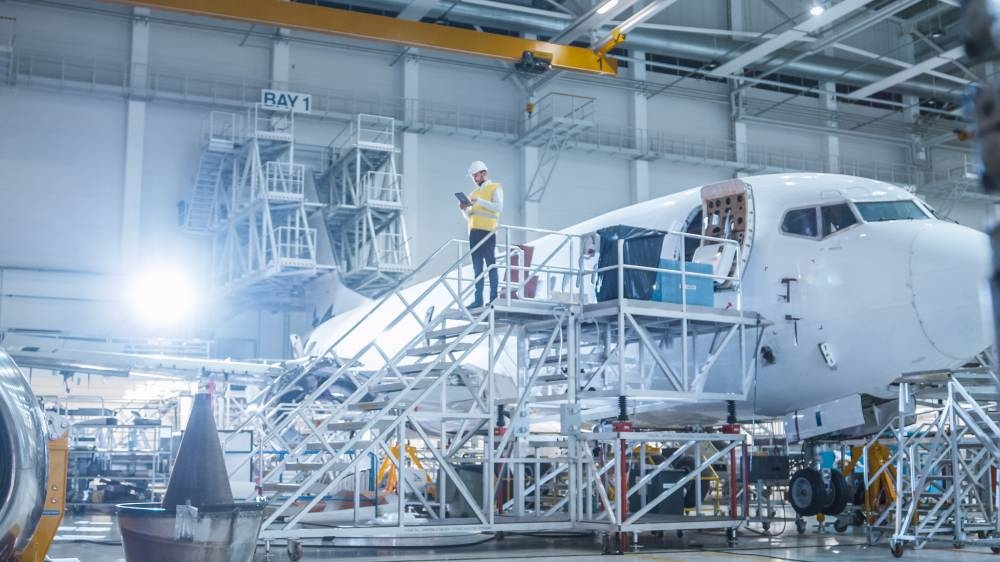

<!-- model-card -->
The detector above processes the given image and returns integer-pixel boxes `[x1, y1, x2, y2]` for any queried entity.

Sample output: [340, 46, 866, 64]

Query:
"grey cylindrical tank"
[117, 502, 264, 562]
[118, 393, 263, 562]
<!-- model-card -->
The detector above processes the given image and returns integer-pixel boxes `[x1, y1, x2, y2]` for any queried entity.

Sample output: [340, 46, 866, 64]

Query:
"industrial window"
[854, 200, 929, 222]
[781, 208, 818, 238]
[820, 203, 858, 237]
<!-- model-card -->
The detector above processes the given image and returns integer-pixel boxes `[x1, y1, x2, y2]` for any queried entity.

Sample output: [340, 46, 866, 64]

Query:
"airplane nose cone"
[909, 223, 992, 361]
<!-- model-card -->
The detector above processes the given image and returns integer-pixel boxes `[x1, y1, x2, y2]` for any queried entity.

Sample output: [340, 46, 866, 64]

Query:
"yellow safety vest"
[469, 181, 501, 231]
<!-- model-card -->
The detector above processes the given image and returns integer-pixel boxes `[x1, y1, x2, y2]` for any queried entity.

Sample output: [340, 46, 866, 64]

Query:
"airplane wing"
[4, 339, 287, 385]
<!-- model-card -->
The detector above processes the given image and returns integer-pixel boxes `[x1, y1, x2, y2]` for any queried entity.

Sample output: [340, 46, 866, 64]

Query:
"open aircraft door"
[695, 178, 755, 290]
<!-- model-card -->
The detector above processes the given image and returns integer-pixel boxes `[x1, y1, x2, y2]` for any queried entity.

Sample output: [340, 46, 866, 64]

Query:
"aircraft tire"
[822, 469, 849, 516]
[789, 468, 828, 516]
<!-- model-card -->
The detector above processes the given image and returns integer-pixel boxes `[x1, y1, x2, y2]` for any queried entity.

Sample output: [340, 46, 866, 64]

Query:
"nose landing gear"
[788, 467, 850, 535]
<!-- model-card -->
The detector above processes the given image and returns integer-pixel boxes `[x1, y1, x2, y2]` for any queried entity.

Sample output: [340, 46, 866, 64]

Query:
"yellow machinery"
[843, 442, 897, 524]
[16, 436, 69, 562]
[378, 442, 432, 495]
[104, 0, 617, 76]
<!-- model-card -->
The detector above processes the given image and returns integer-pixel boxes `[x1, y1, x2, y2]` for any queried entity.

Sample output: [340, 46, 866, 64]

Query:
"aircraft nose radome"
[909, 223, 993, 361]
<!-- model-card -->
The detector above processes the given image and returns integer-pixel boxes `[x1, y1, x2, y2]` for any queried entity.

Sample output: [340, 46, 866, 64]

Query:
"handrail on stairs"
[226, 224, 582, 447]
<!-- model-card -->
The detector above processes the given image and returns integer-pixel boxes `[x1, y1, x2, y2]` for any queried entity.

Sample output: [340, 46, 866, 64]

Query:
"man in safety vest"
[459, 160, 503, 308]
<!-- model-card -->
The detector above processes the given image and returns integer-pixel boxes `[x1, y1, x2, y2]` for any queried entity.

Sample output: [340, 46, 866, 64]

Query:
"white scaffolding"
[183, 106, 333, 299]
[883, 370, 1000, 557]
[316, 114, 412, 297]
[217, 224, 765, 551]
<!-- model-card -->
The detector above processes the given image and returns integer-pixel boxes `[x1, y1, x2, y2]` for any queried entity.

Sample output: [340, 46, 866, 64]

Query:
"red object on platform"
[612, 420, 634, 432]
[503, 245, 538, 299]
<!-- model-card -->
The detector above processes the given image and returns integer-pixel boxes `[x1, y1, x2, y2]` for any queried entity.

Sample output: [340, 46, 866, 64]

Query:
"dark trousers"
[469, 228, 498, 305]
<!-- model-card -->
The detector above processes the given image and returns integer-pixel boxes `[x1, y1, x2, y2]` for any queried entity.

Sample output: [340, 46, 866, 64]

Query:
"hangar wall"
[0, 0, 979, 359]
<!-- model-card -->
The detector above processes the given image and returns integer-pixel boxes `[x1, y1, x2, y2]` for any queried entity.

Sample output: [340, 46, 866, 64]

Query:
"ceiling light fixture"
[596, 0, 619, 15]
[809, 4, 825, 16]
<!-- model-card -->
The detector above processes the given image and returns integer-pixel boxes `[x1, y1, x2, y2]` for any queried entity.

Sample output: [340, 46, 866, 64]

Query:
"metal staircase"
[522, 93, 595, 204]
[223, 232, 512, 533]
[316, 114, 412, 298]
[871, 367, 1000, 556]
[182, 149, 227, 233]
[215, 225, 763, 548]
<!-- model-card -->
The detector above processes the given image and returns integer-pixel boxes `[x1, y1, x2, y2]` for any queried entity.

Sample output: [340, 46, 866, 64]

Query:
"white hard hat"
[467, 160, 488, 177]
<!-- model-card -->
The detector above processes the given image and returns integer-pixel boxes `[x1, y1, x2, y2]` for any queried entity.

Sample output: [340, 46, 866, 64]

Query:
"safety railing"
[448, 226, 743, 315]
[264, 161, 305, 200]
[404, 98, 521, 137]
[250, 104, 293, 139]
[362, 171, 402, 205]
[372, 232, 410, 268]
[204, 110, 240, 150]
[921, 154, 980, 187]
[273, 225, 316, 263]
[450, 225, 585, 309]
[530, 92, 596, 124]
[838, 158, 919, 186]
[591, 230, 742, 310]
[9, 46, 968, 193]
[356, 114, 395, 150]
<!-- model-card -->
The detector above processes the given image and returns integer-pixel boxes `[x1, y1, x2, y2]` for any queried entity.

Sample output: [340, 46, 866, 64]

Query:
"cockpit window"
[781, 208, 818, 238]
[855, 200, 929, 222]
[821, 203, 858, 237]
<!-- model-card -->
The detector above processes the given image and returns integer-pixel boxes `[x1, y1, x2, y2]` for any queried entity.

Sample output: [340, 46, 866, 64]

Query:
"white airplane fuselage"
[307, 173, 992, 426]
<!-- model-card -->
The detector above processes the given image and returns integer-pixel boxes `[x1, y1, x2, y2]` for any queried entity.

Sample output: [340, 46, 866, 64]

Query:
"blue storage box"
[652, 259, 714, 307]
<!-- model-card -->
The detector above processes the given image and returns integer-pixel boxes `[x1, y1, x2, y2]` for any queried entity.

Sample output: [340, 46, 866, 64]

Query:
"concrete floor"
[46, 513, 995, 561]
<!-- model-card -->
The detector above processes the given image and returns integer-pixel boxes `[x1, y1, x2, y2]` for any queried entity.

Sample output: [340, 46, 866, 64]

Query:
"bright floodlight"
[128, 264, 199, 326]
[809, 4, 825, 16]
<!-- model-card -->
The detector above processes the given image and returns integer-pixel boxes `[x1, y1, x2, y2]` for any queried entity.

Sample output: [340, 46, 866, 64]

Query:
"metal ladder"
[182, 149, 227, 233]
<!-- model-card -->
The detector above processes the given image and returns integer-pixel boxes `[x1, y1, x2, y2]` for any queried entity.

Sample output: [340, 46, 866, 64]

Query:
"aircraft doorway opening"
[684, 179, 754, 289]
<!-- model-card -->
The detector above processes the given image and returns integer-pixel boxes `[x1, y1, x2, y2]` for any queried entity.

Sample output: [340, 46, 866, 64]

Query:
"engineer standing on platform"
[458, 160, 503, 309]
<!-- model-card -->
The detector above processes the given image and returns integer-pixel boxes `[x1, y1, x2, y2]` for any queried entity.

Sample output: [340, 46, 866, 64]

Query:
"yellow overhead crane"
[103, 0, 618, 76]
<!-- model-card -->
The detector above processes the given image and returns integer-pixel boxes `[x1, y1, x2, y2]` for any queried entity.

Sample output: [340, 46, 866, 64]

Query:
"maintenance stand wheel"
[991, 546, 1000, 555]
[833, 519, 848, 533]
[287, 539, 302, 561]
[890, 541, 905, 558]
[726, 527, 738, 546]
[795, 518, 807, 535]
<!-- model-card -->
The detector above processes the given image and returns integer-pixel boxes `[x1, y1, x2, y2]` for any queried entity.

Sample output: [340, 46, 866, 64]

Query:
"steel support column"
[402, 51, 420, 259]
[121, 7, 150, 269]
[271, 28, 290, 90]
[629, 50, 649, 203]
[521, 145, 540, 231]
[823, 82, 841, 173]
